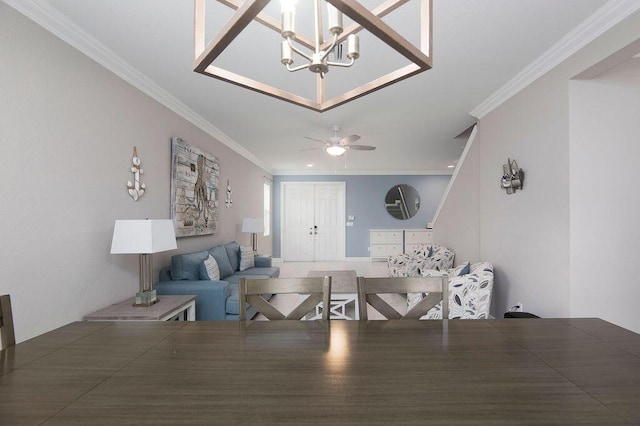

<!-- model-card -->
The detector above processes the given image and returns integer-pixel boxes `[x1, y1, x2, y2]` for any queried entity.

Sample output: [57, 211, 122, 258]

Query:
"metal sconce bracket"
[500, 158, 524, 194]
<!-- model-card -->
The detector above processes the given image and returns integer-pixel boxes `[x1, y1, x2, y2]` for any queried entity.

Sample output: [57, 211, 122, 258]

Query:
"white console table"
[369, 229, 433, 260]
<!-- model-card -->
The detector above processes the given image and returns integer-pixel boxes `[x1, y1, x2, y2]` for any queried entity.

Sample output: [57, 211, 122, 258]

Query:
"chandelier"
[280, 0, 359, 78]
[194, 0, 432, 112]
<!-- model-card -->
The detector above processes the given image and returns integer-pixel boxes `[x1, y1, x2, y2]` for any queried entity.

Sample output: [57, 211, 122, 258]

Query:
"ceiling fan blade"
[304, 136, 326, 144]
[339, 134, 361, 144]
[299, 147, 322, 151]
[347, 144, 376, 151]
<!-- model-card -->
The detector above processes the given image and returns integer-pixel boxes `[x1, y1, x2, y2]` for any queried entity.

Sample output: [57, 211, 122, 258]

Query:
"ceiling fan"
[303, 125, 376, 157]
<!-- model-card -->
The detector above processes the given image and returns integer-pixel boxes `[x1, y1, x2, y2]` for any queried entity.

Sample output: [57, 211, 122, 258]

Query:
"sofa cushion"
[224, 241, 241, 273]
[239, 246, 255, 271]
[171, 250, 210, 281]
[199, 255, 220, 280]
[209, 245, 234, 279]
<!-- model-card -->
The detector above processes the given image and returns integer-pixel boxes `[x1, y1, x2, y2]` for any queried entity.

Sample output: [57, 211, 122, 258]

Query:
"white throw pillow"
[239, 246, 255, 271]
[203, 254, 220, 280]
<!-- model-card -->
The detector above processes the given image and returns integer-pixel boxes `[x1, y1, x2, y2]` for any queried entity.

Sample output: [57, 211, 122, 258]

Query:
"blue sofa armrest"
[154, 280, 231, 321]
[254, 255, 272, 268]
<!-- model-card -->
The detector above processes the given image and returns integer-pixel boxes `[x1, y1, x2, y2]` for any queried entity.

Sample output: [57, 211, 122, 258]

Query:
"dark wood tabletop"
[1, 318, 639, 424]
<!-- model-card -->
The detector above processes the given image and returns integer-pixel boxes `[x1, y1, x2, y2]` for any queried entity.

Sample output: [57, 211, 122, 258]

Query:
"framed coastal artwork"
[170, 137, 219, 237]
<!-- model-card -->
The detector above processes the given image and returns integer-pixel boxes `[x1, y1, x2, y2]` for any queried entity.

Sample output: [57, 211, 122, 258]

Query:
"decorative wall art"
[225, 179, 232, 209]
[127, 146, 146, 201]
[500, 158, 524, 194]
[170, 137, 219, 237]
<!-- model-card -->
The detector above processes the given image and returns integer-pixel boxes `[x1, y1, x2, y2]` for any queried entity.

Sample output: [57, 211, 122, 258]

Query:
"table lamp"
[242, 217, 264, 254]
[110, 219, 177, 307]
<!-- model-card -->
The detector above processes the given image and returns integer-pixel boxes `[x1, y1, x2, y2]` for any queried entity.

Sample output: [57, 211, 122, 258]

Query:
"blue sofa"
[155, 241, 280, 320]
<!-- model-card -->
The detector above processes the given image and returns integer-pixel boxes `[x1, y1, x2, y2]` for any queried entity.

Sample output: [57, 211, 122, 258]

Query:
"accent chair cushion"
[412, 262, 494, 319]
[199, 255, 220, 280]
[239, 246, 255, 271]
[209, 245, 234, 279]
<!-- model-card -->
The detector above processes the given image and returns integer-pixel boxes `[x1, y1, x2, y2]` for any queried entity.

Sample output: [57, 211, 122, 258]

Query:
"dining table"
[1, 318, 640, 424]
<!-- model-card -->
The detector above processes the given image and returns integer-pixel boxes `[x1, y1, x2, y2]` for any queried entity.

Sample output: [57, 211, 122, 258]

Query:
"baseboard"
[272, 257, 373, 262]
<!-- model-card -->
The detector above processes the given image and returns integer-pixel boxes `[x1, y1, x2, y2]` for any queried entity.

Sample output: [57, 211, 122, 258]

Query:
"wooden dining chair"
[239, 277, 332, 321]
[0, 295, 16, 349]
[357, 276, 449, 320]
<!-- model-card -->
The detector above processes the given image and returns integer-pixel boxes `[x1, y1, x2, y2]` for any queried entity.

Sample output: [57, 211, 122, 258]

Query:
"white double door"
[281, 182, 345, 261]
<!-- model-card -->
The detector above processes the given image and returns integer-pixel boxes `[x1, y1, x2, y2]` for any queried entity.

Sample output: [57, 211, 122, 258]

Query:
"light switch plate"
[347, 215, 355, 221]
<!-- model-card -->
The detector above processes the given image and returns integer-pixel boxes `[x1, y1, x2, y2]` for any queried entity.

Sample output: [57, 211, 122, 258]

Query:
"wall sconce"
[500, 158, 524, 194]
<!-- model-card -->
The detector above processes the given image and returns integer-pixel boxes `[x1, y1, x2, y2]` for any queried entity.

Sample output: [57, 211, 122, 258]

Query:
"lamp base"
[133, 289, 159, 307]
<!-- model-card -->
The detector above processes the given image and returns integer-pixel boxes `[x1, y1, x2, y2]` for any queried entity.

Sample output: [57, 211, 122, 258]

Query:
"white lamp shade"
[242, 217, 264, 234]
[110, 219, 177, 254]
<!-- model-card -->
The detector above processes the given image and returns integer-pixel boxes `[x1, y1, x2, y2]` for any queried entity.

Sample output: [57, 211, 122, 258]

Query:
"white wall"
[570, 57, 640, 332]
[433, 10, 640, 322]
[432, 130, 481, 267]
[0, 5, 271, 343]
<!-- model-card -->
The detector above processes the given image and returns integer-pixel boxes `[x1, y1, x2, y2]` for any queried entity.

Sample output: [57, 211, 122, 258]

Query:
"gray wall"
[432, 9, 640, 327]
[0, 5, 271, 342]
[273, 175, 450, 258]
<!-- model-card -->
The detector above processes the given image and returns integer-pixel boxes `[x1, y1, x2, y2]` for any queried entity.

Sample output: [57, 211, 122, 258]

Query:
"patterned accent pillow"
[239, 246, 255, 271]
[457, 261, 471, 276]
[200, 254, 220, 280]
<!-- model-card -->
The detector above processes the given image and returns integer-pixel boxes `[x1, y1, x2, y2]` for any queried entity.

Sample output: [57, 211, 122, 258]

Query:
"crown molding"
[274, 169, 453, 176]
[470, 0, 640, 119]
[4, 0, 274, 175]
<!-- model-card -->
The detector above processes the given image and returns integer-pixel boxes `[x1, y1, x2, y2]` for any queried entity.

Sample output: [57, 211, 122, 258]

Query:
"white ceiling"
[25, 0, 613, 174]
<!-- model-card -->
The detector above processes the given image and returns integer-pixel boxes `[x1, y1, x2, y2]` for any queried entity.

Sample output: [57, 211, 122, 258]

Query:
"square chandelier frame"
[194, 0, 432, 112]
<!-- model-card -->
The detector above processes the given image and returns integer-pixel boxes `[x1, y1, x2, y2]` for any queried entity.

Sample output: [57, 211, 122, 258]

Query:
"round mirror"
[385, 185, 420, 220]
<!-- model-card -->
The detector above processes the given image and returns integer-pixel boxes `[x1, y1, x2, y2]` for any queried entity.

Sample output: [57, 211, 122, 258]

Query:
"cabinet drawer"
[385, 232, 403, 244]
[370, 245, 387, 258]
[370, 232, 387, 244]
[405, 230, 433, 244]
[386, 245, 403, 255]
[370, 231, 403, 245]
[405, 243, 425, 254]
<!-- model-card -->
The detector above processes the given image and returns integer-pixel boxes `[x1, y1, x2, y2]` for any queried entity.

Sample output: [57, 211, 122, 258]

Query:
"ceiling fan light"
[326, 145, 346, 156]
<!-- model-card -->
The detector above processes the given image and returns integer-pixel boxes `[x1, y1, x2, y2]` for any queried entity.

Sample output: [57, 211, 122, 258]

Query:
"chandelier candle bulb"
[327, 3, 343, 35]
[281, 9, 295, 38]
[281, 41, 294, 65]
[347, 34, 360, 59]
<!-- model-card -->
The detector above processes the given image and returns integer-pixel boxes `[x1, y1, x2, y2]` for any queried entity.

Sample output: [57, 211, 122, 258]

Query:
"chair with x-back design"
[0, 294, 16, 349]
[357, 276, 448, 320]
[238, 277, 332, 321]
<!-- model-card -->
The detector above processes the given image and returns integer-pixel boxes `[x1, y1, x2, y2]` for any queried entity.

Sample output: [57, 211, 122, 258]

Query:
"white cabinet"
[369, 230, 403, 259]
[369, 229, 433, 260]
[404, 229, 433, 253]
